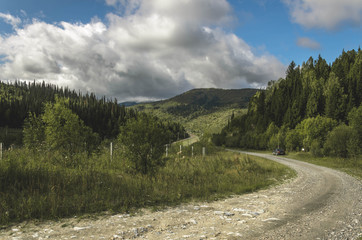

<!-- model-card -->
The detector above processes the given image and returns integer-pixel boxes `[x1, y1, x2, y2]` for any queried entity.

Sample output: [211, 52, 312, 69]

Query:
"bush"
[285, 129, 302, 151]
[311, 139, 323, 157]
[324, 124, 353, 158]
[296, 115, 338, 151]
[118, 114, 170, 174]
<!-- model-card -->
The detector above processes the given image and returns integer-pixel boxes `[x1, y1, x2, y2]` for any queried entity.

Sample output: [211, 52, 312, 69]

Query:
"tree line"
[0, 80, 187, 147]
[213, 48, 361, 158]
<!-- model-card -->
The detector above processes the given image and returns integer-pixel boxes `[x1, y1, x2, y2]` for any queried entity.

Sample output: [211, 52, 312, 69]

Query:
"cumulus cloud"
[0, 0, 285, 101]
[296, 37, 321, 50]
[0, 13, 21, 29]
[283, 0, 362, 30]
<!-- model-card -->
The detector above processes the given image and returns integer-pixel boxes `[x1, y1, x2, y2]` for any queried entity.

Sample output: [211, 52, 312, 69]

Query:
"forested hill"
[0, 80, 187, 143]
[144, 88, 258, 118]
[165, 88, 258, 107]
[213, 48, 361, 158]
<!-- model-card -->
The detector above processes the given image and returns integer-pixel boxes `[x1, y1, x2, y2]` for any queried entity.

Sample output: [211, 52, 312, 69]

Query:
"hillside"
[133, 88, 257, 136]
[0, 80, 187, 147]
[165, 88, 258, 107]
[213, 48, 361, 158]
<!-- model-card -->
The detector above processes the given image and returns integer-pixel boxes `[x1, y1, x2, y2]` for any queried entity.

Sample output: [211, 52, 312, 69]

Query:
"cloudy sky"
[0, 0, 361, 101]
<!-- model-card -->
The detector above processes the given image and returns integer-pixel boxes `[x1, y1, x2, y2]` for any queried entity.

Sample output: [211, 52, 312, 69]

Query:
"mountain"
[119, 101, 139, 107]
[161, 88, 258, 108]
[133, 88, 258, 135]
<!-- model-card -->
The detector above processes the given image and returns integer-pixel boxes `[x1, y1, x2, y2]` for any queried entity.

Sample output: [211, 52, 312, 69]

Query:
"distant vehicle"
[273, 149, 285, 155]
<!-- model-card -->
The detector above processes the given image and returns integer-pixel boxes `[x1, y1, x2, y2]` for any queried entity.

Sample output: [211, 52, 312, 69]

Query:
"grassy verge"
[285, 152, 362, 179]
[134, 102, 246, 136]
[0, 147, 294, 227]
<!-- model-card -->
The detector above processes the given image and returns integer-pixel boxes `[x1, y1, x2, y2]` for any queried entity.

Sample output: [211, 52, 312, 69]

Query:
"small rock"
[189, 219, 197, 224]
[241, 213, 253, 218]
[233, 208, 247, 212]
[224, 212, 234, 216]
[74, 226, 90, 231]
[262, 218, 280, 222]
[214, 211, 224, 215]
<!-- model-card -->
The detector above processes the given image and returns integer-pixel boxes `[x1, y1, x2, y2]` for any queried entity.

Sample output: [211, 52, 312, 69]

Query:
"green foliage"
[310, 139, 323, 157]
[287, 152, 362, 179]
[285, 129, 302, 151]
[118, 114, 171, 174]
[346, 106, 362, 157]
[1, 80, 150, 141]
[0, 148, 293, 226]
[214, 48, 361, 158]
[323, 124, 353, 158]
[23, 112, 45, 150]
[324, 72, 347, 120]
[42, 97, 99, 160]
[0, 127, 23, 148]
[23, 97, 100, 166]
[296, 116, 338, 151]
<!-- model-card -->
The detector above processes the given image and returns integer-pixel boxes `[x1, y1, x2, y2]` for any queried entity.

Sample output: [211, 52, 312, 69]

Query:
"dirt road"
[1, 152, 361, 239]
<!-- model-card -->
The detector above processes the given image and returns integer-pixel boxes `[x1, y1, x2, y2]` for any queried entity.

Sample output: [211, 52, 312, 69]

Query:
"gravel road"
[1, 152, 361, 240]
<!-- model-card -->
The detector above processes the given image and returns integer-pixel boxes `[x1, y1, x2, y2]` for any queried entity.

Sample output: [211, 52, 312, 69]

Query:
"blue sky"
[0, 0, 361, 101]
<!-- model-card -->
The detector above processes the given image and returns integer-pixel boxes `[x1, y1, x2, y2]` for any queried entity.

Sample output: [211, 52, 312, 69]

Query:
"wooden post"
[191, 146, 194, 157]
[202, 147, 205, 158]
[110, 142, 113, 162]
[166, 145, 168, 157]
[0, 142, 2, 160]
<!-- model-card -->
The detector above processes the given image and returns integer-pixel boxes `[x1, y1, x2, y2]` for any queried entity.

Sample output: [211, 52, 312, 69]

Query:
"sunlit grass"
[286, 152, 362, 179]
[0, 147, 294, 226]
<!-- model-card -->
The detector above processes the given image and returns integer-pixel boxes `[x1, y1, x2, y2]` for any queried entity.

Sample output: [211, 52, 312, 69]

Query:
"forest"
[213, 48, 361, 158]
[0, 80, 187, 148]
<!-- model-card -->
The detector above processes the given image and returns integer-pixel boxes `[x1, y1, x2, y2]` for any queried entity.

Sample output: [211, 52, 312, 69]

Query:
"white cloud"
[0, 1, 285, 101]
[283, 0, 362, 30]
[297, 37, 321, 50]
[0, 13, 21, 29]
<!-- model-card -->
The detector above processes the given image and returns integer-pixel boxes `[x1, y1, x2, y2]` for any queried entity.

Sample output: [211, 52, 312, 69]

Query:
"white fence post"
[191, 146, 194, 157]
[110, 142, 113, 162]
[202, 147, 205, 157]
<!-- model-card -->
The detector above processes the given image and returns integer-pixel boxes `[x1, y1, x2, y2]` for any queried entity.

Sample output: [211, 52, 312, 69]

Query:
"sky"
[0, 0, 361, 102]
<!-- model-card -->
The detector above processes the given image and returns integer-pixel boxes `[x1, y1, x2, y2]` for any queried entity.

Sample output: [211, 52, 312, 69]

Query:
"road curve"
[1, 151, 361, 239]
[230, 151, 362, 239]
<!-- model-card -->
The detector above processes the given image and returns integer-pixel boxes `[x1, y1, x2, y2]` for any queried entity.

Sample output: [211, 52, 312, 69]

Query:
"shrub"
[118, 114, 170, 174]
[324, 124, 353, 158]
[311, 139, 323, 157]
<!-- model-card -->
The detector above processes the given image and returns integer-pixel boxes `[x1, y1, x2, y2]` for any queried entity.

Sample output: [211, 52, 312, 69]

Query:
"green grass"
[134, 102, 246, 136]
[0, 146, 294, 227]
[285, 152, 362, 179]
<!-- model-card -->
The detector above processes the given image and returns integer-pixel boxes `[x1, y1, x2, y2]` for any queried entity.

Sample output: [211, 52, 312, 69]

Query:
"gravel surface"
[1, 151, 361, 240]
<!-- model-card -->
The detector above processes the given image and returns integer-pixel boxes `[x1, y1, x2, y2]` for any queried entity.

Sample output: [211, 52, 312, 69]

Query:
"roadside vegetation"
[214, 49, 361, 161]
[284, 152, 362, 179]
[0, 137, 293, 226]
[0, 85, 293, 227]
